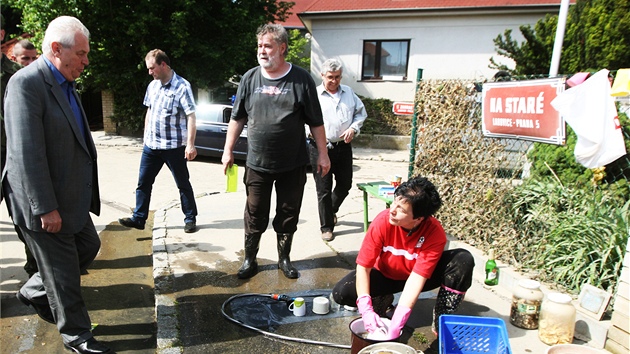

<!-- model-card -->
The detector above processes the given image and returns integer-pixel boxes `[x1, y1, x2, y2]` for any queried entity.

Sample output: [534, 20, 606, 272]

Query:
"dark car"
[194, 103, 247, 160]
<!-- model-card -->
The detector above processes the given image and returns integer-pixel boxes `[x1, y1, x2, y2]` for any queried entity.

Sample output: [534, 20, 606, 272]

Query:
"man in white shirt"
[308, 58, 367, 241]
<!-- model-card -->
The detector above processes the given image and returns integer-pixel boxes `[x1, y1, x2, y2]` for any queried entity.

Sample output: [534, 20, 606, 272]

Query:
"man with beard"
[222, 24, 330, 279]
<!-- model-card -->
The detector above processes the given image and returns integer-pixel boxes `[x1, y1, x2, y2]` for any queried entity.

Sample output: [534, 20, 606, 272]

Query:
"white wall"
[309, 12, 549, 102]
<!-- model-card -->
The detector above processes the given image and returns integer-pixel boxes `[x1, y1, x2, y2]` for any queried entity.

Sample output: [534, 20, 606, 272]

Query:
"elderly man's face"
[257, 33, 285, 71]
[322, 70, 342, 93]
[12, 46, 38, 66]
[53, 32, 89, 81]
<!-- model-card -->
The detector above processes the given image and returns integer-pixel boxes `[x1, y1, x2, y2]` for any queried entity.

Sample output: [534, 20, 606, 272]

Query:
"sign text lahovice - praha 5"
[482, 78, 565, 145]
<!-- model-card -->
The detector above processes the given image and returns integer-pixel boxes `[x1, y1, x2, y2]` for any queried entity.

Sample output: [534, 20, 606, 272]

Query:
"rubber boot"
[277, 233, 298, 279]
[432, 286, 465, 336]
[237, 233, 262, 279]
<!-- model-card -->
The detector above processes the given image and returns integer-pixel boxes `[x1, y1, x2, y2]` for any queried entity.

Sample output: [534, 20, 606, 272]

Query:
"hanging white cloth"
[551, 69, 626, 168]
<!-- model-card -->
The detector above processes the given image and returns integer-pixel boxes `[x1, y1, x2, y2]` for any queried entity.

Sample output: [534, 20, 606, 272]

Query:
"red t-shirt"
[356, 209, 446, 280]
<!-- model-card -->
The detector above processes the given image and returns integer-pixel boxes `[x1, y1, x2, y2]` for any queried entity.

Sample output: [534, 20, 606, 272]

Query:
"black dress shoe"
[118, 217, 145, 230]
[184, 221, 197, 233]
[16, 291, 55, 324]
[64, 338, 113, 353]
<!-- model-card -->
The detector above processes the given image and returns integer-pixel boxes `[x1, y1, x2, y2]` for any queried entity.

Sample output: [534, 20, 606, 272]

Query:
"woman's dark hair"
[394, 176, 442, 218]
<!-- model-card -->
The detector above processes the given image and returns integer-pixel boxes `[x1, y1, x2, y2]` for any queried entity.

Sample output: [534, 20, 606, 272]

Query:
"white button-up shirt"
[312, 84, 368, 143]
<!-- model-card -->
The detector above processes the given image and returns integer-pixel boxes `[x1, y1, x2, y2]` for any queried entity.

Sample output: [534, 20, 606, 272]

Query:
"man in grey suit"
[2, 16, 111, 353]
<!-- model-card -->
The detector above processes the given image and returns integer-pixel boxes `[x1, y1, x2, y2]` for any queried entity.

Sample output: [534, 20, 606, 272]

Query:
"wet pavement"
[1, 131, 607, 354]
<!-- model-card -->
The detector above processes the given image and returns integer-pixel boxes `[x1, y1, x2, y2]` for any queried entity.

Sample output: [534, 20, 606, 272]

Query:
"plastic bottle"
[329, 293, 340, 312]
[510, 279, 543, 329]
[538, 292, 576, 345]
[484, 249, 499, 286]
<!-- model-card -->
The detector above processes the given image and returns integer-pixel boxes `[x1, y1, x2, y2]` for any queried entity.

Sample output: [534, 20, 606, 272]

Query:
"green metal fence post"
[408, 68, 423, 179]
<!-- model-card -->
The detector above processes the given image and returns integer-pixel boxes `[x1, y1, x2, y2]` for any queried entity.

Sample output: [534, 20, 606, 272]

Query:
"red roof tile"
[281, 0, 319, 28]
[282, 0, 572, 28]
[302, 0, 569, 12]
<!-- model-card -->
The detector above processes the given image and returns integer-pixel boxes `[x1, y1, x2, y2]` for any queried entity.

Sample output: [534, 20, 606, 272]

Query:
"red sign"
[393, 102, 414, 115]
[482, 78, 566, 144]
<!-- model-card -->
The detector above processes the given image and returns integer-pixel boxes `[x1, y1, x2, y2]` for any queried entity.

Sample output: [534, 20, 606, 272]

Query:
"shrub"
[512, 179, 629, 293]
[358, 95, 412, 135]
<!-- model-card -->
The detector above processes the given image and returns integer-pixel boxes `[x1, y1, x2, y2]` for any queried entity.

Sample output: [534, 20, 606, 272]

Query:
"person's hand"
[356, 295, 384, 333]
[185, 145, 197, 161]
[317, 152, 331, 177]
[340, 128, 355, 144]
[385, 305, 412, 340]
[221, 151, 234, 175]
[40, 210, 62, 233]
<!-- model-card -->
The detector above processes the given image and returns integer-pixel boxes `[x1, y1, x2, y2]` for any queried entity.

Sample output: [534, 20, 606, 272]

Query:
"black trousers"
[243, 165, 307, 235]
[332, 248, 475, 306]
[308, 139, 353, 232]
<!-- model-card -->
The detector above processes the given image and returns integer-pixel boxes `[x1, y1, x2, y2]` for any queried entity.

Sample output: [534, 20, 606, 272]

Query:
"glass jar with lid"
[538, 292, 576, 345]
[510, 279, 544, 329]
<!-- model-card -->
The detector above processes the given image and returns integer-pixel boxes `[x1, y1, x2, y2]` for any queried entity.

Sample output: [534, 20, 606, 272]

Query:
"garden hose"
[220, 293, 351, 349]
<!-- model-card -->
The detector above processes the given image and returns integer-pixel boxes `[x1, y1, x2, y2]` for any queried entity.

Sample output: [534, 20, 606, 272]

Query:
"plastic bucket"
[545, 344, 603, 354]
[349, 317, 399, 354]
[358, 342, 420, 354]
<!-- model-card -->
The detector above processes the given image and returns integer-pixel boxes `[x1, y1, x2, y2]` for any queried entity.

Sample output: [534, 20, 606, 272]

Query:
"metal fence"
[453, 82, 630, 184]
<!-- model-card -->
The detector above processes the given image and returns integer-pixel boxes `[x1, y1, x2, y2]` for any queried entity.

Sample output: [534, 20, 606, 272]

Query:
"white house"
[296, 0, 573, 102]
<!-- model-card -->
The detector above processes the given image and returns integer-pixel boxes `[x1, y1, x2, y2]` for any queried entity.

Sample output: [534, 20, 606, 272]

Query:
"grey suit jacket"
[2, 57, 100, 234]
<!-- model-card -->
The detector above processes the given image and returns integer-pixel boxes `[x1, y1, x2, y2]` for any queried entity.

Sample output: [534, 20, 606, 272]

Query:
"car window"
[223, 108, 232, 123]
[196, 105, 227, 123]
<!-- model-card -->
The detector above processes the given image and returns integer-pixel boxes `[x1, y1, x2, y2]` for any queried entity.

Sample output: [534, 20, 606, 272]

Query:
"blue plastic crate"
[439, 315, 512, 354]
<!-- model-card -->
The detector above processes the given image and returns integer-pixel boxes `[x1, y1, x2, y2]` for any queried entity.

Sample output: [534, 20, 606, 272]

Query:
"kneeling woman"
[332, 176, 475, 339]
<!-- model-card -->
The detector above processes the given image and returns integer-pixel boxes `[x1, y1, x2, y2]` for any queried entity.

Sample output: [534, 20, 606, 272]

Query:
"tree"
[490, 0, 630, 76]
[286, 29, 310, 70]
[5, 0, 293, 131]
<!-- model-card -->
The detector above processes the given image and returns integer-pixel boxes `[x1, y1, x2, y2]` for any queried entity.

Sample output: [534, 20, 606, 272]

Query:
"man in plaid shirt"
[119, 49, 198, 233]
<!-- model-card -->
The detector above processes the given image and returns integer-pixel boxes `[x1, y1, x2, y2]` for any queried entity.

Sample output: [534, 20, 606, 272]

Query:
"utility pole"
[549, 0, 571, 77]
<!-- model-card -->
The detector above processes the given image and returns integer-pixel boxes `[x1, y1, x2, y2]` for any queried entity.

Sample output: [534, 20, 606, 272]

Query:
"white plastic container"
[510, 279, 544, 329]
[538, 293, 576, 345]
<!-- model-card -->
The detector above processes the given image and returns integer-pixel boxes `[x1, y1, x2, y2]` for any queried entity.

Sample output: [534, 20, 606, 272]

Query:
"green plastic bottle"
[484, 249, 499, 286]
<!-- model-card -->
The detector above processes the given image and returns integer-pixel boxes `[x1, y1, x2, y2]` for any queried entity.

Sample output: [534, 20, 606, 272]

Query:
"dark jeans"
[133, 145, 197, 224]
[308, 139, 353, 232]
[243, 165, 307, 235]
[332, 248, 475, 306]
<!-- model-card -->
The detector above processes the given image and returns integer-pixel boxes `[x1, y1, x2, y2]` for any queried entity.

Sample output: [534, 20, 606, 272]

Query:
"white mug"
[312, 296, 330, 315]
[288, 297, 306, 316]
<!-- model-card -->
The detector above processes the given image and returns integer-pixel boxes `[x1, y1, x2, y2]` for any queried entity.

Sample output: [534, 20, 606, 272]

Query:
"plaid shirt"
[143, 71, 195, 150]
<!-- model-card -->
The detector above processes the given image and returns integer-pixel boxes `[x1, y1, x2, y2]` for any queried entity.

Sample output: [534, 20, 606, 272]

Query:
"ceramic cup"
[312, 296, 330, 315]
[288, 297, 306, 316]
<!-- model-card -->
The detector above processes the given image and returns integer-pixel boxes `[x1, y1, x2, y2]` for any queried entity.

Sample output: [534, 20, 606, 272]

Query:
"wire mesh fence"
[413, 78, 629, 277]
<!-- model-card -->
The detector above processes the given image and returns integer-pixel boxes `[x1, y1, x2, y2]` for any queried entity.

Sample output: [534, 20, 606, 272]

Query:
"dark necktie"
[65, 81, 86, 141]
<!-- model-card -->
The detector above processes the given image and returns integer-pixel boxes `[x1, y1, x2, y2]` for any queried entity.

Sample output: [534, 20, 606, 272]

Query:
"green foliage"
[4, 0, 293, 132]
[527, 125, 593, 186]
[563, 0, 630, 73]
[490, 15, 558, 76]
[512, 180, 629, 293]
[528, 111, 630, 188]
[286, 29, 310, 70]
[358, 95, 411, 135]
[490, 0, 630, 75]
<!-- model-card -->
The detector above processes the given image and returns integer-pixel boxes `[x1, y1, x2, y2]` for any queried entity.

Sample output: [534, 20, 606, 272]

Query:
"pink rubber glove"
[356, 295, 385, 333]
[386, 305, 412, 340]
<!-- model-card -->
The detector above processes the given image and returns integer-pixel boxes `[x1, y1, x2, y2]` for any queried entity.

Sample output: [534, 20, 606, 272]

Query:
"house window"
[362, 40, 410, 81]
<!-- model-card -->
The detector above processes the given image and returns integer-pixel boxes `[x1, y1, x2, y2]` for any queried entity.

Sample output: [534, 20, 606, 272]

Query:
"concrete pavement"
[1, 131, 608, 353]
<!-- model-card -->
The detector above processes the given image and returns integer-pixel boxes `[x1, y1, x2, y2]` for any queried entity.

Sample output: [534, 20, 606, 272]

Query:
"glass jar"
[538, 293, 576, 345]
[510, 279, 543, 329]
